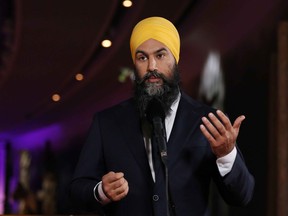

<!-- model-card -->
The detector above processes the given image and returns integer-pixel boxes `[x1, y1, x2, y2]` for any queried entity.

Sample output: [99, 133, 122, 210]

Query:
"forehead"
[136, 39, 171, 54]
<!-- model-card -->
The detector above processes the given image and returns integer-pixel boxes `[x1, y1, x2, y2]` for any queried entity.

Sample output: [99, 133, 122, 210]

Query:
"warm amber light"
[122, 0, 132, 7]
[75, 73, 84, 81]
[52, 94, 61, 102]
[101, 39, 112, 48]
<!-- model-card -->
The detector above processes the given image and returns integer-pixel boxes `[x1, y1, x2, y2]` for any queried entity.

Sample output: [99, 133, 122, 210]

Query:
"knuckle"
[119, 178, 125, 185]
[107, 191, 113, 199]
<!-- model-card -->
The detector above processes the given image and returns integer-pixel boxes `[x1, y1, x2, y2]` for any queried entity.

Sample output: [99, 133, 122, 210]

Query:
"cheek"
[135, 65, 147, 79]
[160, 64, 174, 78]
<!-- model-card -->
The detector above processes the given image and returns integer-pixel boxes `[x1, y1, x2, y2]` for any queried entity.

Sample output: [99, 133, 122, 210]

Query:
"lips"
[147, 75, 161, 83]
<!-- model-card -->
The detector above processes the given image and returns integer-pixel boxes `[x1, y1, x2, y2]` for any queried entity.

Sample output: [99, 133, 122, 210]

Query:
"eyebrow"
[135, 48, 168, 56]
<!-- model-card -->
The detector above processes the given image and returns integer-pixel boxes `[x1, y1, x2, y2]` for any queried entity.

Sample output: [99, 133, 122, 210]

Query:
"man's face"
[133, 39, 180, 117]
[134, 39, 176, 94]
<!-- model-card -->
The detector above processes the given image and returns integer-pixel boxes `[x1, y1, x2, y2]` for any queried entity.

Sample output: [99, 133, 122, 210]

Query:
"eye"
[156, 52, 165, 59]
[136, 54, 147, 61]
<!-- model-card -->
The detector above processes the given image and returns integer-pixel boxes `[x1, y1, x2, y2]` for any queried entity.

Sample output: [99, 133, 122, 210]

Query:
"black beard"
[133, 64, 180, 119]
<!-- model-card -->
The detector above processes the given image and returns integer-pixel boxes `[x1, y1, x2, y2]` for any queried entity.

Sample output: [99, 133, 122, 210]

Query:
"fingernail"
[216, 110, 222, 115]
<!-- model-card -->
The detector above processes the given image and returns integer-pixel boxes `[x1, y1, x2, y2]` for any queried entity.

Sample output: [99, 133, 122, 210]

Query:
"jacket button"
[153, 195, 159, 201]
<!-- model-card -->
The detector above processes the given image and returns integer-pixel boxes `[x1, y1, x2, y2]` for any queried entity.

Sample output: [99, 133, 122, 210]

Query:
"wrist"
[93, 181, 111, 205]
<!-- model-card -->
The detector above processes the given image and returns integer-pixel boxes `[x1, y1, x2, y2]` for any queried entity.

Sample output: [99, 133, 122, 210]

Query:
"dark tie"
[151, 121, 170, 216]
[142, 119, 175, 216]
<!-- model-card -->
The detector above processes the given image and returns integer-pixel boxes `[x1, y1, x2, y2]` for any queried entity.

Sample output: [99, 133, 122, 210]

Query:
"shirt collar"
[169, 92, 181, 115]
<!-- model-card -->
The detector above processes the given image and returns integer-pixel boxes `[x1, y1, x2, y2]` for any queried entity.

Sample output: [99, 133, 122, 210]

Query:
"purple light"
[0, 142, 5, 214]
[2, 123, 64, 151]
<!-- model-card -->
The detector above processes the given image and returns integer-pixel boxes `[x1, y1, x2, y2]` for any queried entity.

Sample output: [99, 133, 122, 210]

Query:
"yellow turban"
[130, 16, 180, 63]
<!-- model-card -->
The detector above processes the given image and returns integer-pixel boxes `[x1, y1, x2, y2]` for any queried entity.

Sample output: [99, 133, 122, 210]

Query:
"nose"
[147, 57, 157, 72]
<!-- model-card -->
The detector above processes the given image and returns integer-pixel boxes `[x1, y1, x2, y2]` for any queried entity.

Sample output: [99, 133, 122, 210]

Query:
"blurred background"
[0, 0, 288, 215]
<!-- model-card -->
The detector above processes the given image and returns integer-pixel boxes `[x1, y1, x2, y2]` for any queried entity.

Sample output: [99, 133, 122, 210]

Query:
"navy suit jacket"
[70, 92, 254, 216]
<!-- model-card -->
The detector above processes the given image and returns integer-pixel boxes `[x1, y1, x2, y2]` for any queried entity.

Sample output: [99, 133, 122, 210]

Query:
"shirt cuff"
[93, 181, 111, 205]
[216, 147, 237, 177]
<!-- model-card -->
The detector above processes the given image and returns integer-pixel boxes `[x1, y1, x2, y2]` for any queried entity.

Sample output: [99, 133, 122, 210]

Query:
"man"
[69, 16, 254, 216]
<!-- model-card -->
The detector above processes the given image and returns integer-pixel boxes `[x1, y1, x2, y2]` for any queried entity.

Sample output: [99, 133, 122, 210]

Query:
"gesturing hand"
[102, 171, 129, 201]
[200, 110, 245, 158]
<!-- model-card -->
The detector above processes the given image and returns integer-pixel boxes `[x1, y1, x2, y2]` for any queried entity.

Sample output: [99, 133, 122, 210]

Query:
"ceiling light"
[75, 73, 84, 81]
[52, 94, 61, 102]
[122, 0, 132, 7]
[101, 39, 112, 48]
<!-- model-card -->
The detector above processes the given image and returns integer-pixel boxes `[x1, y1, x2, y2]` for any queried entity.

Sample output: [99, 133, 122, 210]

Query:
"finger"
[209, 113, 226, 134]
[202, 115, 222, 138]
[112, 176, 126, 188]
[111, 179, 129, 201]
[102, 171, 114, 183]
[106, 173, 126, 191]
[113, 172, 124, 180]
[233, 115, 245, 129]
[216, 110, 232, 130]
[200, 124, 216, 145]
[103, 177, 125, 200]
[114, 178, 129, 195]
[114, 188, 129, 201]
[104, 172, 124, 183]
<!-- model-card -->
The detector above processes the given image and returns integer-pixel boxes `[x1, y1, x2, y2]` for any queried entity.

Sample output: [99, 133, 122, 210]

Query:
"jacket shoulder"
[181, 92, 216, 115]
[95, 98, 136, 117]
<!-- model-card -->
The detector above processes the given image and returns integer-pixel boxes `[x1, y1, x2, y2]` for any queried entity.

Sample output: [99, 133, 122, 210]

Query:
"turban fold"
[130, 16, 180, 63]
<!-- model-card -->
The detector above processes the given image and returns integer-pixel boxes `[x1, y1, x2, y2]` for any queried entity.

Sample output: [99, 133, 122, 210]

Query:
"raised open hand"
[200, 110, 245, 158]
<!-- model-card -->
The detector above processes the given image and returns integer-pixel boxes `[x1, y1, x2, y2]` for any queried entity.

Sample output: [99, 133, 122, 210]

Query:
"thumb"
[233, 115, 245, 130]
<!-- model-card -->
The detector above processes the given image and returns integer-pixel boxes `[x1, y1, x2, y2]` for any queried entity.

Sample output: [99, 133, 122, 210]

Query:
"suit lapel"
[167, 93, 203, 165]
[114, 100, 153, 183]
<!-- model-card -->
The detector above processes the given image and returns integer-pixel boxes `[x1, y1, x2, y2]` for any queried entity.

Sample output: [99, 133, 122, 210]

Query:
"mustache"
[137, 70, 166, 84]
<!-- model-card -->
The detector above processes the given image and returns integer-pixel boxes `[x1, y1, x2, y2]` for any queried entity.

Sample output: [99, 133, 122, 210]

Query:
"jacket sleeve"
[214, 146, 255, 206]
[69, 113, 106, 214]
